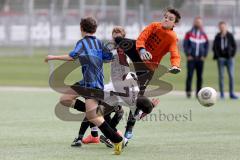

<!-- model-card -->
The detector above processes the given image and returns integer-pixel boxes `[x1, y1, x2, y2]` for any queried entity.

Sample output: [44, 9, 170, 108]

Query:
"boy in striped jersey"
[45, 17, 123, 155]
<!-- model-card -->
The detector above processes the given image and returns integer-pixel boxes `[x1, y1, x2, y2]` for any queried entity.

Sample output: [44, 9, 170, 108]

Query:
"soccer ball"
[197, 87, 217, 107]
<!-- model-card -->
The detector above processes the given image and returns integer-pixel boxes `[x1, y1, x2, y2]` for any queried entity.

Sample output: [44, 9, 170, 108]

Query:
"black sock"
[110, 106, 124, 131]
[89, 122, 98, 137]
[74, 99, 86, 112]
[98, 121, 122, 143]
[104, 111, 117, 132]
[125, 111, 136, 133]
[78, 117, 90, 140]
[91, 127, 98, 137]
[78, 134, 83, 140]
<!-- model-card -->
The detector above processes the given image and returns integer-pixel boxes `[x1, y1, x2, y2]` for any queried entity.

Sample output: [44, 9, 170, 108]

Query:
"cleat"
[71, 137, 82, 147]
[123, 137, 129, 147]
[113, 140, 123, 155]
[100, 135, 114, 148]
[82, 135, 100, 144]
[124, 131, 133, 140]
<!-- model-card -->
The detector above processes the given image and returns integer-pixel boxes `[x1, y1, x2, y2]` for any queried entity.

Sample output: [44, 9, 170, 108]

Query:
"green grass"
[0, 48, 240, 92]
[0, 90, 240, 160]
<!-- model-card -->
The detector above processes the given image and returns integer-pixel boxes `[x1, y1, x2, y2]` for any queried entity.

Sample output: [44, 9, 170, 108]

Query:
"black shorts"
[71, 82, 104, 100]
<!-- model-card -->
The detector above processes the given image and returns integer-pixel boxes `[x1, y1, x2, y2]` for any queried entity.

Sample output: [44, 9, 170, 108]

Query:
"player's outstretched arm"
[169, 35, 181, 74]
[44, 55, 74, 63]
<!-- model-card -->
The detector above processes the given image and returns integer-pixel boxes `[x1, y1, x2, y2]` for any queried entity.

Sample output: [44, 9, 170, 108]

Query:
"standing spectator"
[183, 17, 209, 98]
[213, 21, 238, 99]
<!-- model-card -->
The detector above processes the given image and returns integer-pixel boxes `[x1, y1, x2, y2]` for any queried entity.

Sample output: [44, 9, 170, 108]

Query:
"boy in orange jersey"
[113, 8, 181, 145]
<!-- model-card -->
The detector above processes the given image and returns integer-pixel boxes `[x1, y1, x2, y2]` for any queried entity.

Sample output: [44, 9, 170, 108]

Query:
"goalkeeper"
[113, 8, 182, 144]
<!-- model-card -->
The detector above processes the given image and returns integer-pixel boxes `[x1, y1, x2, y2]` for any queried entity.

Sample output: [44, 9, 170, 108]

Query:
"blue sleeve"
[69, 41, 83, 59]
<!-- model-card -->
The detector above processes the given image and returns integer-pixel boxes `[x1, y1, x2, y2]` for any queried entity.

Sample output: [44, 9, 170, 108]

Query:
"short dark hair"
[166, 8, 181, 23]
[80, 17, 97, 34]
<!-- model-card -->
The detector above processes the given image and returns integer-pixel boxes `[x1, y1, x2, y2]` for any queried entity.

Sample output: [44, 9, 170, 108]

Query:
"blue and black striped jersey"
[69, 36, 113, 90]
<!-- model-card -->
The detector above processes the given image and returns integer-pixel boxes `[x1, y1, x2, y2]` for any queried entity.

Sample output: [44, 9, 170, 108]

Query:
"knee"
[59, 95, 74, 107]
[136, 96, 153, 114]
[112, 106, 124, 121]
[85, 113, 98, 125]
[85, 107, 98, 122]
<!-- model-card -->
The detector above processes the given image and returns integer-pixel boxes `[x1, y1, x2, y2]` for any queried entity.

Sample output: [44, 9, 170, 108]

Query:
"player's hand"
[44, 55, 54, 63]
[44, 56, 50, 63]
[139, 48, 152, 60]
[151, 98, 160, 107]
[169, 66, 181, 74]
[104, 41, 116, 51]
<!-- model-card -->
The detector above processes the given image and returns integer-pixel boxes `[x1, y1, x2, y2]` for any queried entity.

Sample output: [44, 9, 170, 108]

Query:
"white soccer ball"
[197, 87, 217, 107]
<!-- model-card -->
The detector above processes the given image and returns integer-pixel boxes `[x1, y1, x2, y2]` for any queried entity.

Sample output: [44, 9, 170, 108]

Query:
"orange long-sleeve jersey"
[136, 22, 181, 71]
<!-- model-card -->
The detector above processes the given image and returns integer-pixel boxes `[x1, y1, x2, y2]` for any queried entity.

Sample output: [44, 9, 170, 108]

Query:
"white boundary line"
[0, 86, 53, 92]
[1, 86, 239, 96]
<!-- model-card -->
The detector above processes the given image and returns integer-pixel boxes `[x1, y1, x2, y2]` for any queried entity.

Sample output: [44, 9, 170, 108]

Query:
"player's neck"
[162, 26, 174, 30]
[82, 32, 94, 37]
[85, 33, 94, 37]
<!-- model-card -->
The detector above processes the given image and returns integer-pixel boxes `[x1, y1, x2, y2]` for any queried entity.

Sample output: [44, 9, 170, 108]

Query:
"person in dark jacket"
[213, 21, 238, 99]
[183, 17, 209, 98]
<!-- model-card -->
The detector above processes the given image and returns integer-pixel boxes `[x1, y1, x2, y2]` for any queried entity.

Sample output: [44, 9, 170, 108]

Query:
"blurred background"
[0, 0, 239, 91]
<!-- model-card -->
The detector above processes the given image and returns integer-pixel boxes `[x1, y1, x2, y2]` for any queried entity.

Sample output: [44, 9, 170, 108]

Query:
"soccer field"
[2, 0, 240, 159]
[1, 89, 240, 160]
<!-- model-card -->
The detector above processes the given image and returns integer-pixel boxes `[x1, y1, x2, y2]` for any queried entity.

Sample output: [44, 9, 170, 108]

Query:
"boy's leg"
[85, 99, 123, 155]
[110, 106, 124, 130]
[104, 113, 115, 129]
[59, 89, 99, 146]
[135, 68, 154, 96]
[100, 106, 124, 148]
[124, 111, 135, 139]
[89, 123, 99, 137]
[59, 86, 86, 112]
[58, 88, 88, 147]
[78, 117, 90, 139]
[100, 113, 115, 148]
[71, 117, 90, 147]
[117, 39, 156, 143]
[124, 67, 154, 140]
